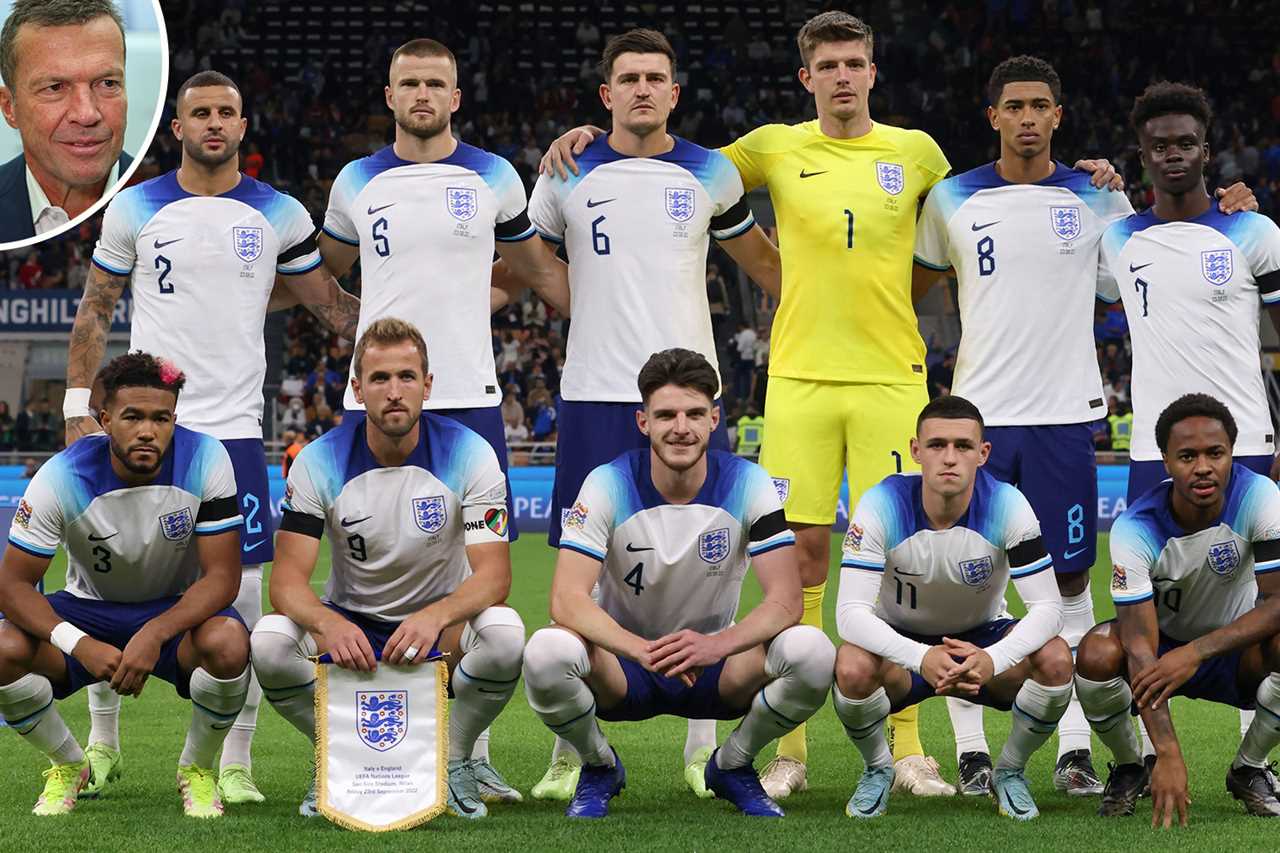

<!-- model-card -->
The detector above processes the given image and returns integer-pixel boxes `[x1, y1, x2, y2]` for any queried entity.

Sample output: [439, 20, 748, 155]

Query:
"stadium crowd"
[2, 0, 1278, 452]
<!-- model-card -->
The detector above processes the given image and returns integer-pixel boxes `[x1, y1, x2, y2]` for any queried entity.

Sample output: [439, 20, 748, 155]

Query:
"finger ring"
[404, 645, 419, 661]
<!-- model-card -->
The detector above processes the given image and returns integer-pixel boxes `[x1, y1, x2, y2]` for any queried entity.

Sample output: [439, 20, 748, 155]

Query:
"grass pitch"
[0, 534, 1269, 851]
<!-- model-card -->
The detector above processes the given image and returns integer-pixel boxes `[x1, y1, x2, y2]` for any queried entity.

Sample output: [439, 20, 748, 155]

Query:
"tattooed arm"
[277, 267, 361, 341]
[65, 265, 128, 443]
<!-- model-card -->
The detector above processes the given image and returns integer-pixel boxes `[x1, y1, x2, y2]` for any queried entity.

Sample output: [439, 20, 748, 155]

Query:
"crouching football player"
[251, 318, 525, 820]
[834, 396, 1071, 820]
[1077, 394, 1280, 824]
[0, 353, 251, 818]
[522, 348, 834, 818]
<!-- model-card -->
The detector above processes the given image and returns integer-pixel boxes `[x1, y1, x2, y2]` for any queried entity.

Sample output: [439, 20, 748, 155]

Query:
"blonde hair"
[353, 317, 430, 379]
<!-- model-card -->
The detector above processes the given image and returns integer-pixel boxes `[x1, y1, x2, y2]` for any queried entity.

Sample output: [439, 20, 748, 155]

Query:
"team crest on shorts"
[1201, 249, 1233, 285]
[958, 556, 993, 587]
[14, 498, 32, 529]
[232, 227, 263, 263]
[1207, 540, 1241, 575]
[1049, 206, 1082, 241]
[562, 501, 588, 530]
[446, 187, 478, 221]
[772, 477, 790, 503]
[1111, 564, 1128, 590]
[665, 187, 696, 222]
[357, 690, 407, 752]
[159, 507, 194, 541]
[484, 507, 509, 537]
[699, 528, 731, 564]
[875, 161, 905, 195]
[413, 496, 447, 534]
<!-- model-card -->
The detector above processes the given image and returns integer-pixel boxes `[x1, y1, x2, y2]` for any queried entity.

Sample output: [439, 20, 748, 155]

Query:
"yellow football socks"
[888, 704, 923, 761]
[776, 581, 826, 764]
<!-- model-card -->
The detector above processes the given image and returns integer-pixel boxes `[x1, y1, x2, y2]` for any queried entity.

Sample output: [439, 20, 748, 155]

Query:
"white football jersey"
[7, 427, 242, 601]
[528, 136, 754, 402]
[93, 172, 323, 440]
[323, 143, 535, 411]
[1110, 464, 1280, 641]
[914, 162, 1133, 425]
[558, 449, 794, 639]
[281, 412, 509, 622]
[1099, 208, 1280, 460]
[837, 470, 1065, 675]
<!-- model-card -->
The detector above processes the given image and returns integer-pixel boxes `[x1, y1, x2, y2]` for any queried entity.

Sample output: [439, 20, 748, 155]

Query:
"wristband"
[50, 621, 88, 655]
[62, 388, 93, 419]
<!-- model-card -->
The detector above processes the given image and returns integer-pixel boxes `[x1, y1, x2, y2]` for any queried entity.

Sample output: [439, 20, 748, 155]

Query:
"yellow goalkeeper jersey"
[721, 120, 949, 385]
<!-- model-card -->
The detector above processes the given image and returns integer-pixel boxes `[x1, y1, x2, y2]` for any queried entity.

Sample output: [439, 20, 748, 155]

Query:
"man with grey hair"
[0, 0, 132, 243]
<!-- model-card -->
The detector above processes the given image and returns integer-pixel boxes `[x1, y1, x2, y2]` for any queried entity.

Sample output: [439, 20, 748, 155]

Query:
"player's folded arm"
[0, 544, 62, 640]
[727, 540, 802, 654]
[834, 565, 930, 672]
[984, 537, 1063, 675]
[1184, 569, 1280, 663]
[268, 511, 328, 625]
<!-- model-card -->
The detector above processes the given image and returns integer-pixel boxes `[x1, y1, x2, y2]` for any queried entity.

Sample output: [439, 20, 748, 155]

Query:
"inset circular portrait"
[0, 0, 167, 249]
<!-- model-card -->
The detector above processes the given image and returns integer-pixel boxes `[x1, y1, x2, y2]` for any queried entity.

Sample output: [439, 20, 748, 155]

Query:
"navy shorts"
[1126, 454, 1272, 505]
[222, 438, 274, 565]
[323, 602, 401, 652]
[548, 399, 730, 547]
[1134, 631, 1255, 711]
[985, 424, 1096, 574]
[45, 590, 245, 700]
[895, 618, 1020, 712]
[596, 658, 746, 722]
[434, 406, 519, 541]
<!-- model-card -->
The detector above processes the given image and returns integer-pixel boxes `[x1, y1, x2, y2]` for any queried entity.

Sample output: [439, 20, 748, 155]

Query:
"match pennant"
[314, 655, 449, 831]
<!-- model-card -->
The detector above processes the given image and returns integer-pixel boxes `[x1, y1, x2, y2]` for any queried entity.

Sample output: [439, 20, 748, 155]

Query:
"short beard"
[394, 109, 451, 140]
[182, 134, 241, 168]
[367, 407, 418, 439]
[109, 437, 162, 477]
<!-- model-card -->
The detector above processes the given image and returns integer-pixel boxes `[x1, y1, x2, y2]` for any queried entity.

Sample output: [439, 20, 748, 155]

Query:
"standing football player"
[512, 28, 782, 799]
[63, 70, 359, 806]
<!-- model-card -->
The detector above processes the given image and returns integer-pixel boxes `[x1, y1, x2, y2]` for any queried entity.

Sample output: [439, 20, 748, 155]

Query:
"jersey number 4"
[624, 561, 645, 595]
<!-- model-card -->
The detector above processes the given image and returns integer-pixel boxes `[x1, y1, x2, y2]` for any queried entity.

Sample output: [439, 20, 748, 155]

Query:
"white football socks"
[449, 608, 524, 761]
[832, 685, 894, 770]
[523, 628, 613, 767]
[0, 673, 83, 765]
[179, 666, 250, 769]
[997, 680, 1073, 771]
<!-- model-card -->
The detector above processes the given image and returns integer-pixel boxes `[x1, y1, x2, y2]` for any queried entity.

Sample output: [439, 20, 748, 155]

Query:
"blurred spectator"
[731, 322, 756, 401]
[17, 252, 42, 289]
[22, 457, 39, 478]
[929, 350, 956, 398]
[0, 400, 13, 451]
[280, 396, 307, 432]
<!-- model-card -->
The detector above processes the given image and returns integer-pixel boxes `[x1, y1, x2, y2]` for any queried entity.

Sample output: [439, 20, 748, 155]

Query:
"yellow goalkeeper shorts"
[760, 377, 927, 525]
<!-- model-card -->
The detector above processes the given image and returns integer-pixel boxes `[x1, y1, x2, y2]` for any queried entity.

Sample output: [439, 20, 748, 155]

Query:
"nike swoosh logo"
[625, 543, 654, 552]
[211, 721, 235, 730]
[1001, 790, 1032, 816]
[858, 785, 890, 816]
[88, 532, 118, 541]
[1063, 547, 1087, 560]
[243, 540, 266, 553]
[340, 515, 372, 527]
[1129, 262, 1153, 273]
[585, 198, 615, 208]
[799, 170, 828, 179]
[153, 238, 183, 249]
[971, 221, 1000, 231]
[448, 784, 477, 813]
[367, 203, 396, 215]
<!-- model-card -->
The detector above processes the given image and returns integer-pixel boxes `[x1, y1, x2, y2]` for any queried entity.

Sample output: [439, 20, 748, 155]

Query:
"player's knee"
[522, 627, 587, 691]
[0, 622, 38, 682]
[195, 617, 250, 678]
[250, 614, 312, 688]
[1031, 636, 1074, 686]
[1055, 571, 1090, 598]
[834, 642, 881, 698]
[1075, 624, 1123, 681]
[771, 625, 835, 693]
[469, 606, 526, 677]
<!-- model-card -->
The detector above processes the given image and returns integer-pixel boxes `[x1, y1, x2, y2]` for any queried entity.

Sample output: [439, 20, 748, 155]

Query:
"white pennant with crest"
[314, 659, 448, 831]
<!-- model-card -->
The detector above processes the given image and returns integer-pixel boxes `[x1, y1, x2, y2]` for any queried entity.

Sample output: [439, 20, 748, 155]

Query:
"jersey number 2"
[155, 255, 174, 294]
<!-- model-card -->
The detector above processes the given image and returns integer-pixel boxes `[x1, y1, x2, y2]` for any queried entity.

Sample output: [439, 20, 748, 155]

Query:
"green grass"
[0, 534, 1265, 850]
